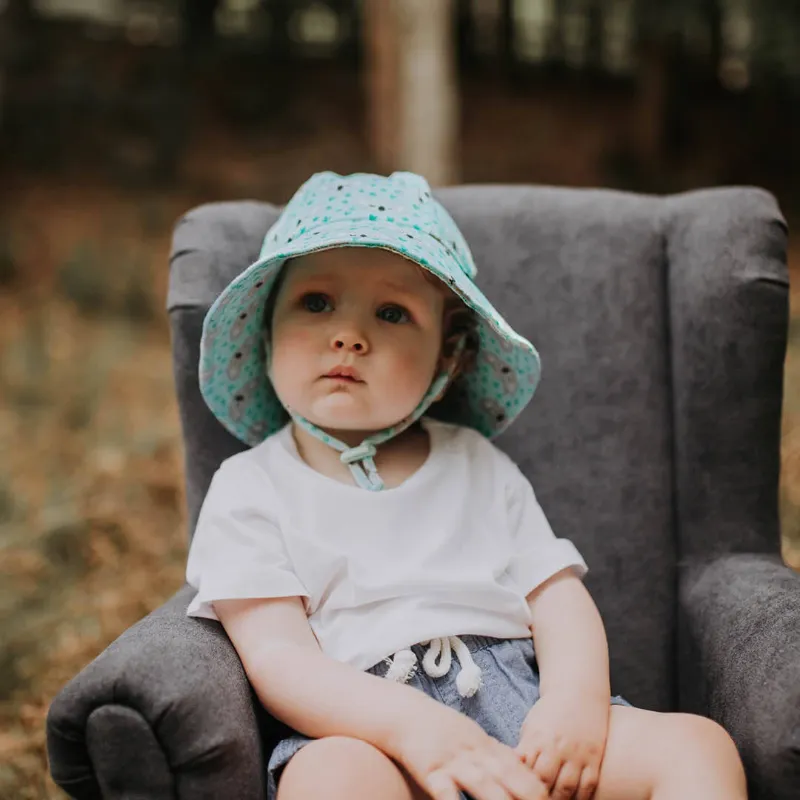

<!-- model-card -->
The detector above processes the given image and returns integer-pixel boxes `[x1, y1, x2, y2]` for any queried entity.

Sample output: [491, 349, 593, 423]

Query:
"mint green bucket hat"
[200, 171, 540, 486]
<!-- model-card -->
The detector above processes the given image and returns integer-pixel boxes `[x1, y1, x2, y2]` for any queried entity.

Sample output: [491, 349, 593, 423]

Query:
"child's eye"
[377, 305, 410, 324]
[301, 293, 332, 313]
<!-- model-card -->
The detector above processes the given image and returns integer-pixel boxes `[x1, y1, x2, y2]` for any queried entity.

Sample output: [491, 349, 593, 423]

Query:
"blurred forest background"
[1, 0, 800, 797]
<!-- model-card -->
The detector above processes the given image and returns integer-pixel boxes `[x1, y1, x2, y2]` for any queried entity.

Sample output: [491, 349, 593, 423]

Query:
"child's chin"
[304, 400, 367, 429]
[306, 405, 406, 433]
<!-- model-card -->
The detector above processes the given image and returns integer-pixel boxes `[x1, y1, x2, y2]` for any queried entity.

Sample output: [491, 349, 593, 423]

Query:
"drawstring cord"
[384, 636, 483, 698]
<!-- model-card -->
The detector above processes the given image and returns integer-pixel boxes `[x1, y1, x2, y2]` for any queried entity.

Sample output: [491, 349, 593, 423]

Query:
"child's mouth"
[323, 366, 364, 383]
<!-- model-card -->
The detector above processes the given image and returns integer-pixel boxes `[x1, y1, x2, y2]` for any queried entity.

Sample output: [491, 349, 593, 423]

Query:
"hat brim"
[200, 219, 540, 446]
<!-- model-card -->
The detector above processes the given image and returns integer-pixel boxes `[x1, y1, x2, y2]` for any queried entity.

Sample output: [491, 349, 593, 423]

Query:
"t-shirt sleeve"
[185, 459, 309, 621]
[503, 457, 588, 598]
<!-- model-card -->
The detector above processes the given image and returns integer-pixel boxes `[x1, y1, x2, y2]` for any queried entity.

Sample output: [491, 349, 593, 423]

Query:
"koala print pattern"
[483, 351, 519, 395]
[480, 396, 509, 426]
[228, 376, 262, 423]
[245, 278, 267, 300]
[244, 417, 273, 443]
[229, 299, 260, 341]
[496, 336, 514, 354]
[199, 171, 541, 448]
[227, 334, 258, 381]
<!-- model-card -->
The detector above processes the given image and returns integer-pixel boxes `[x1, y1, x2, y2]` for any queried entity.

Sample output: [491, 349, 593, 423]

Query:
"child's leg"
[276, 736, 426, 800]
[593, 706, 747, 800]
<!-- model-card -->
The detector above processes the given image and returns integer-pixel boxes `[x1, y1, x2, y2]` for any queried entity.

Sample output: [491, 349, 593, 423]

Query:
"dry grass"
[0, 186, 189, 798]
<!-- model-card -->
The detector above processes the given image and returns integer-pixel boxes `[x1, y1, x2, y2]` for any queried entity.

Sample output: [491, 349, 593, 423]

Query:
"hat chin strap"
[287, 338, 466, 491]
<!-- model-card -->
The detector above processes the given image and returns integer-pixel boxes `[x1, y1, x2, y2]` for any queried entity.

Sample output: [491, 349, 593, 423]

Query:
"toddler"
[186, 171, 747, 800]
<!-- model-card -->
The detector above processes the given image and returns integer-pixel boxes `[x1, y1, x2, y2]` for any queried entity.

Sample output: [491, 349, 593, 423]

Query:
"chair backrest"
[168, 185, 788, 713]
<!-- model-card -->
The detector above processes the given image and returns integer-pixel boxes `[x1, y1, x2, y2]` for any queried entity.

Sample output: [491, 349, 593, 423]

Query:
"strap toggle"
[340, 443, 378, 464]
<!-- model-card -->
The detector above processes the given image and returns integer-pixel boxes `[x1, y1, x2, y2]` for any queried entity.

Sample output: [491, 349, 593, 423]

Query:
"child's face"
[269, 247, 446, 434]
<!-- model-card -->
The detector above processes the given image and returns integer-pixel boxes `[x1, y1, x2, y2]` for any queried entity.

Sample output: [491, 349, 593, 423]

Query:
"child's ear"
[438, 303, 477, 380]
[433, 345, 468, 403]
[437, 344, 461, 379]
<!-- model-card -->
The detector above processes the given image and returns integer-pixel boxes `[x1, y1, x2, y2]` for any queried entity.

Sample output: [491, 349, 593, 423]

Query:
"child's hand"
[514, 693, 610, 800]
[393, 703, 548, 800]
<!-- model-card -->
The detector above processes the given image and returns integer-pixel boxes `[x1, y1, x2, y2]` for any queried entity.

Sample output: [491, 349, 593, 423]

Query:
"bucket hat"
[200, 171, 540, 487]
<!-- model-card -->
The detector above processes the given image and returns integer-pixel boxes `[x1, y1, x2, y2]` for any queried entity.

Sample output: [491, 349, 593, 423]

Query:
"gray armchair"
[47, 185, 800, 799]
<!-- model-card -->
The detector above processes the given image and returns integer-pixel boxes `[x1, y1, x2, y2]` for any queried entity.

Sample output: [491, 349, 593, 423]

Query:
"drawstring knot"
[340, 443, 377, 464]
[384, 636, 483, 698]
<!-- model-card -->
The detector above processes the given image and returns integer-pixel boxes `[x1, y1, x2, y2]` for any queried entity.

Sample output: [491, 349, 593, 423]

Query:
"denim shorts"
[266, 635, 631, 799]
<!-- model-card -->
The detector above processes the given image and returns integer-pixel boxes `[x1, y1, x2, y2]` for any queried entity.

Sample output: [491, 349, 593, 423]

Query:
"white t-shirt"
[186, 418, 587, 671]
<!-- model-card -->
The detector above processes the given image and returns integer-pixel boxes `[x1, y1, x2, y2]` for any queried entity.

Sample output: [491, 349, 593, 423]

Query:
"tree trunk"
[362, 0, 399, 174]
[363, 0, 460, 185]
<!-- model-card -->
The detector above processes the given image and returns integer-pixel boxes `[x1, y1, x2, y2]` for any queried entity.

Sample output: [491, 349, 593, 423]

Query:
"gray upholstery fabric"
[47, 586, 269, 800]
[47, 185, 798, 800]
[169, 202, 278, 539]
[665, 189, 788, 557]
[680, 554, 800, 800]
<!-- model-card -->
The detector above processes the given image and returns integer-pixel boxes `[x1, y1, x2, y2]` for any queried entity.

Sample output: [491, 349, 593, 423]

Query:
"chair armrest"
[47, 585, 276, 800]
[679, 553, 800, 800]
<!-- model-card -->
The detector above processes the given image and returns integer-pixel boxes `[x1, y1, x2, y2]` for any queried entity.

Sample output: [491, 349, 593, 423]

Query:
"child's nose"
[331, 328, 369, 354]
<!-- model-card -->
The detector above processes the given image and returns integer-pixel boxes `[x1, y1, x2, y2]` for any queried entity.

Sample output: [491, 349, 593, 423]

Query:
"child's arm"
[214, 596, 435, 751]
[526, 566, 610, 700]
[515, 568, 612, 795]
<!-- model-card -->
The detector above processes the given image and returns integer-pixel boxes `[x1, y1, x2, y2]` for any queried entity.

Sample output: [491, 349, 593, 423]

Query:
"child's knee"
[277, 736, 418, 800]
[668, 714, 744, 770]
[648, 712, 747, 796]
[598, 707, 747, 800]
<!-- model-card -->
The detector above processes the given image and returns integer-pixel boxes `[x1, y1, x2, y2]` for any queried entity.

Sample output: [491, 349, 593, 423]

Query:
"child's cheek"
[274, 319, 319, 356]
[271, 323, 321, 384]
[393, 348, 438, 390]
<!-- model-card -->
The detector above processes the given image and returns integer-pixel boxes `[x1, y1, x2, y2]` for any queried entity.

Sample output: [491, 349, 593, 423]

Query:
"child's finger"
[455, 754, 545, 800]
[424, 769, 463, 800]
[550, 760, 583, 799]
[516, 745, 541, 768]
[529, 747, 561, 790]
[514, 729, 545, 760]
[574, 765, 600, 800]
